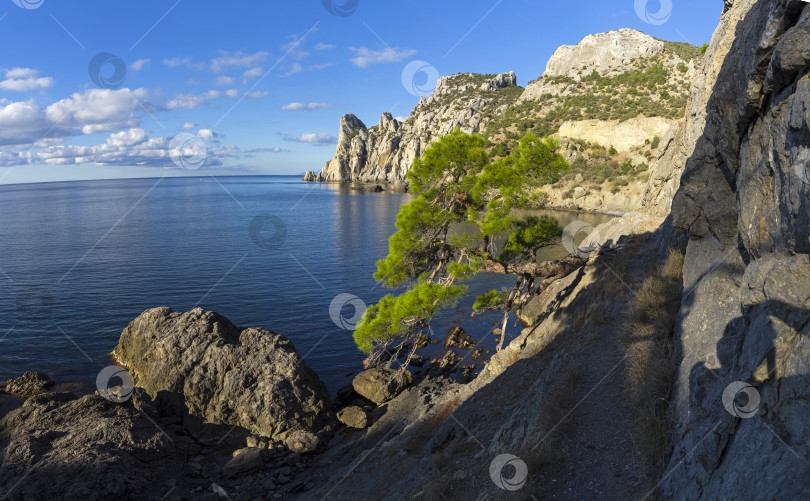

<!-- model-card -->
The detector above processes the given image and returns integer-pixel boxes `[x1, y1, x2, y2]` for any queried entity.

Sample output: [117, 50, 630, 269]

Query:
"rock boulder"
[4, 372, 54, 397]
[352, 368, 412, 405]
[0, 392, 191, 500]
[114, 307, 335, 448]
[337, 406, 369, 428]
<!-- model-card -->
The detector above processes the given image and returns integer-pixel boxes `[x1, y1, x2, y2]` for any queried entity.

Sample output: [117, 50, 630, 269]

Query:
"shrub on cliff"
[354, 129, 569, 362]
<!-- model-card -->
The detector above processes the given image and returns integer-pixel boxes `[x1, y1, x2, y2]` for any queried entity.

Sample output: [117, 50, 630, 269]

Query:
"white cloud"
[284, 133, 337, 145]
[165, 90, 219, 110]
[243, 67, 263, 79]
[130, 59, 150, 71]
[243, 91, 269, 99]
[0, 150, 34, 167]
[314, 42, 336, 50]
[44, 88, 148, 135]
[215, 75, 236, 86]
[225, 89, 240, 98]
[5, 68, 37, 79]
[283, 62, 333, 78]
[281, 34, 311, 61]
[349, 47, 416, 69]
[106, 128, 149, 147]
[33, 128, 236, 168]
[163, 57, 205, 70]
[0, 68, 53, 92]
[281, 102, 336, 111]
[244, 147, 288, 155]
[197, 129, 215, 141]
[180, 122, 197, 130]
[210, 50, 269, 74]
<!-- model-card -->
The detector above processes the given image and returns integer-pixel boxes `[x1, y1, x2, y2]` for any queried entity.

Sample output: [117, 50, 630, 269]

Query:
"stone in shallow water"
[444, 327, 474, 349]
[4, 371, 54, 397]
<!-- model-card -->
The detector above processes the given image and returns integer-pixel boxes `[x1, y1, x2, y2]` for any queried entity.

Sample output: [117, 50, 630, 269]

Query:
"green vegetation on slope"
[354, 130, 568, 360]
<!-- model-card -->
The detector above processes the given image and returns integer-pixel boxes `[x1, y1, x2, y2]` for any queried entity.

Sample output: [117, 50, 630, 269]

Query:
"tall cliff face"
[314, 72, 520, 183]
[663, 0, 810, 498]
[312, 29, 699, 190]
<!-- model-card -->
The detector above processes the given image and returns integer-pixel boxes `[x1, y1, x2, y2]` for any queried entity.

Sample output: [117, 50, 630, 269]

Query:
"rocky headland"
[304, 28, 700, 216]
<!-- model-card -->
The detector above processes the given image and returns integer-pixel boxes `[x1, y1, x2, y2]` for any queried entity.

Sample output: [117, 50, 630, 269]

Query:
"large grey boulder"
[352, 368, 412, 405]
[114, 307, 335, 451]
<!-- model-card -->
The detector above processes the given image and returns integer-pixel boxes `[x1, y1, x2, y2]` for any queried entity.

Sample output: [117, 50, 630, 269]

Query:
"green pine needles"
[353, 129, 569, 362]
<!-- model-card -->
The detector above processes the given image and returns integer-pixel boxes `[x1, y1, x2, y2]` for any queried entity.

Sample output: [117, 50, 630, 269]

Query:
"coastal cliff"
[662, 0, 810, 497]
[312, 71, 520, 184]
[308, 29, 700, 216]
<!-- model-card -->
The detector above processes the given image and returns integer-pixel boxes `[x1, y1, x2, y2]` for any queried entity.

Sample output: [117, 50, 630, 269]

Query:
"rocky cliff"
[312, 71, 520, 183]
[661, 0, 810, 498]
[310, 29, 700, 201]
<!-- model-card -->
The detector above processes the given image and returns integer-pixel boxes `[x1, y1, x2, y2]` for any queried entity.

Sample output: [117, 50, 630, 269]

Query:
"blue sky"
[0, 0, 722, 184]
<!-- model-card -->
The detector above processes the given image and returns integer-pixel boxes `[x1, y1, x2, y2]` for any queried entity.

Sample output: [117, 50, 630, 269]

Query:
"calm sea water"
[0, 176, 612, 394]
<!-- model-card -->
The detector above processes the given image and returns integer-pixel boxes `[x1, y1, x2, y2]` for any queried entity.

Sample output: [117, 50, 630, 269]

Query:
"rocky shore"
[0, 211, 668, 500]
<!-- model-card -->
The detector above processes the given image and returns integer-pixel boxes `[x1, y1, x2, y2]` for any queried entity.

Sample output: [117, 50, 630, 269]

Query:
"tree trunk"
[482, 253, 590, 279]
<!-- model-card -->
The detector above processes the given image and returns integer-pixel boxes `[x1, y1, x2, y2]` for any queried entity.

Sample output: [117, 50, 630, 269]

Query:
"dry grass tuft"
[621, 248, 683, 485]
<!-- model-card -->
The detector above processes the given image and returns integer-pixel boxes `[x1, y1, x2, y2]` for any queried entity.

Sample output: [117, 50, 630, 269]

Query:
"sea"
[0, 176, 613, 394]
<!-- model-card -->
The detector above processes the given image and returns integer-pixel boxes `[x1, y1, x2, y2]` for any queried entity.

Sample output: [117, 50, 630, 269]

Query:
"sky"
[0, 0, 723, 184]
